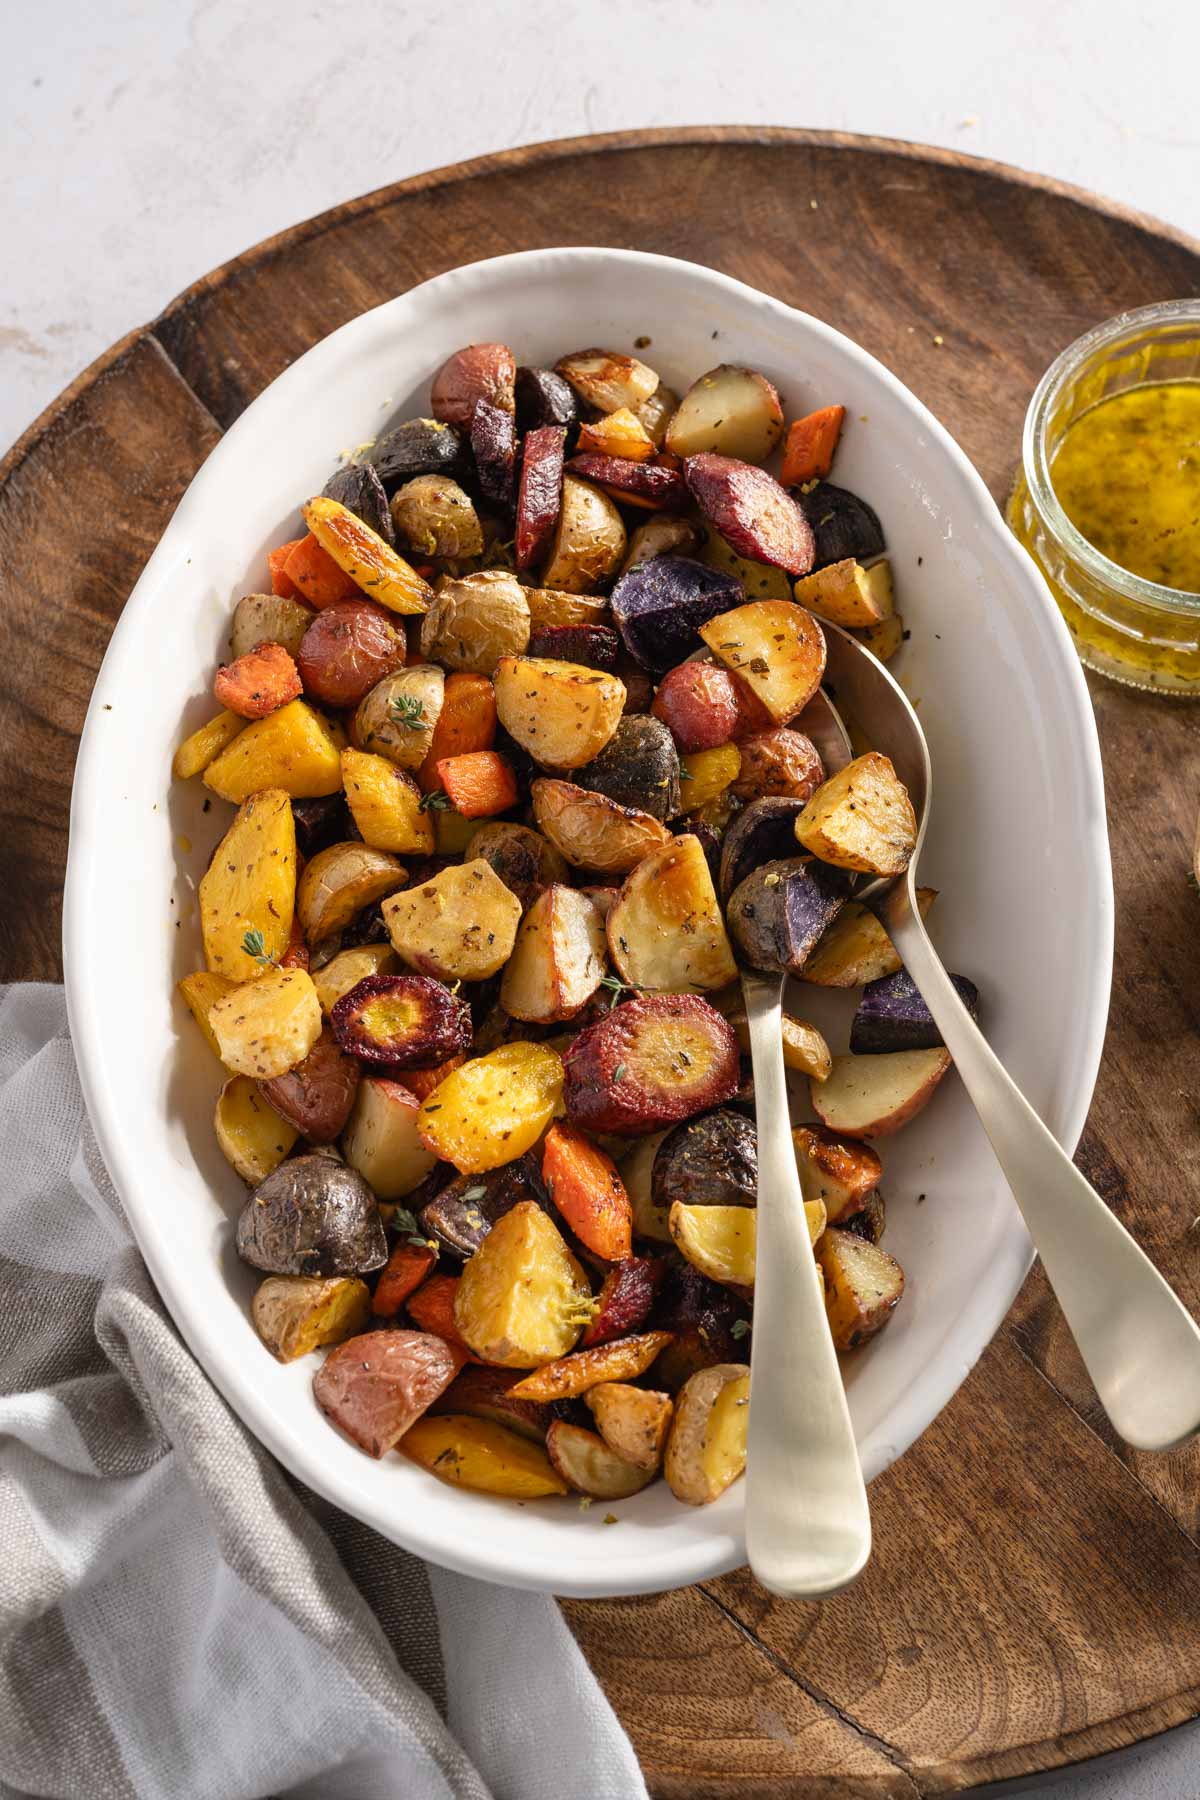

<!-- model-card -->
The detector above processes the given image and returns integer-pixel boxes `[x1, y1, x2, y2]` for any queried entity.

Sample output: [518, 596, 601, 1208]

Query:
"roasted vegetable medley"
[174, 336, 970, 1510]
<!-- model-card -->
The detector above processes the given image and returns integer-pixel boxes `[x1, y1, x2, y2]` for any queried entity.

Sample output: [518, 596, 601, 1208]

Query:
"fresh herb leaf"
[391, 1207, 420, 1236]
[389, 693, 427, 729]
[731, 1318, 751, 1340]
[241, 927, 278, 968]
[613, 1063, 627, 1083]
[419, 788, 454, 812]
[679, 764, 694, 781]
[598, 973, 639, 1010]
[461, 1184, 488, 1202]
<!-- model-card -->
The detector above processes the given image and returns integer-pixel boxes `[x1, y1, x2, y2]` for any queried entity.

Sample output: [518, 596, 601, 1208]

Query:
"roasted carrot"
[542, 1123, 633, 1261]
[213, 642, 303, 718]
[406, 1273, 482, 1360]
[404, 1053, 466, 1101]
[372, 1240, 438, 1317]
[418, 673, 497, 791]
[282, 533, 362, 608]
[435, 750, 518, 819]
[781, 406, 846, 487]
[268, 538, 306, 597]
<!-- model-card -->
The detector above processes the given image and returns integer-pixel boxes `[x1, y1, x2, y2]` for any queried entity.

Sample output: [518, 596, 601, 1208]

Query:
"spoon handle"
[881, 887, 1200, 1452]
[741, 969, 872, 1597]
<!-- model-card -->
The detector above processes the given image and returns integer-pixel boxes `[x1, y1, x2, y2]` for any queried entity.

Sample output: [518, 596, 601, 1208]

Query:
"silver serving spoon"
[740, 689, 872, 1599]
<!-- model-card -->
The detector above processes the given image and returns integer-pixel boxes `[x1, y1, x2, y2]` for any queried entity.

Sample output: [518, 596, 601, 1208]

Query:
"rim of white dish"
[63, 247, 1113, 1596]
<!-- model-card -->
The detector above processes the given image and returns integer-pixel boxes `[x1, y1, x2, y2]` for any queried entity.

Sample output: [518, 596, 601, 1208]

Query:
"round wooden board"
[5, 128, 1200, 1797]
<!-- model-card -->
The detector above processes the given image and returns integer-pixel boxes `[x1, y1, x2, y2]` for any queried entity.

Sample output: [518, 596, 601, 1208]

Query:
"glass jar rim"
[1022, 297, 1200, 617]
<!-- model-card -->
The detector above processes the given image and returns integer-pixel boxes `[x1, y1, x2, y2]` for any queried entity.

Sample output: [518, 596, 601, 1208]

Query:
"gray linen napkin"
[0, 983, 647, 1800]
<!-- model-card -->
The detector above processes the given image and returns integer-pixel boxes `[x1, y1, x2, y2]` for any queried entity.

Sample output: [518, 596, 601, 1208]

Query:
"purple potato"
[237, 1156, 387, 1277]
[321, 461, 395, 546]
[419, 1151, 550, 1259]
[372, 418, 464, 492]
[718, 795, 808, 902]
[515, 365, 581, 434]
[291, 795, 354, 860]
[841, 1190, 887, 1244]
[796, 482, 885, 569]
[652, 1108, 758, 1211]
[726, 856, 851, 974]
[610, 555, 743, 674]
[575, 715, 681, 820]
[849, 968, 979, 1054]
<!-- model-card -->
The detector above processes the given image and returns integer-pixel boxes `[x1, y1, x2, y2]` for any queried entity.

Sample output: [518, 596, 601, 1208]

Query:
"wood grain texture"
[3, 128, 1200, 1794]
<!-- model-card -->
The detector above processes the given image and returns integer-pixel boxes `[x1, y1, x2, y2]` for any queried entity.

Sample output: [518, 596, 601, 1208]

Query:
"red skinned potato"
[699, 599, 827, 724]
[684, 452, 815, 575]
[651, 661, 742, 753]
[331, 974, 472, 1068]
[296, 598, 407, 709]
[257, 1025, 360, 1143]
[730, 728, 824, 802]
[813, 1048, 953, 1138]
[563, 994, 740, 1136]
[431, 342, 516, 427]
[313, 1328, 465, 1457]
[470, 398, 517, 513]
[580, 1256, 666, 1347]
[545, 1421, 656, 1498]
[792, 1125, 882, 1223]
[564, 454, 689, 511]
[515, 425, 567, 571]
[665, 365, 784, 464]
[214, 642, 302, 719]
[541, 1123, 633, 1261]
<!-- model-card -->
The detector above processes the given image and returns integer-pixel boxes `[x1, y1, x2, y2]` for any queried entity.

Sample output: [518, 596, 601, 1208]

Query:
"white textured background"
[3, 2, 1200, 1794]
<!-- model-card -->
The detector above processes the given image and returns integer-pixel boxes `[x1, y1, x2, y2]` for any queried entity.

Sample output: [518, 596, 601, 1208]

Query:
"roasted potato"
[545, 1421, 655, 1498]
[556, 347, 660, 414]
[652, 1108, 757, 1212]
[173, 709, 246, 781]
[331, 973, 472, 1068]
[678, 742, 742, 813]
[726, 857, 850, 976]
[373, 417, 464, 489]
[199, 789, 297, 982]
[608, 835, 736, 994]
[209, 967, 323, 1081]
[297, 842, 406, 946]
[230, 592, 316, 661]
[252, 1274, 370, 1362]
[717, 796, 807, 901]
[797, 481, 886, 568]
[576, 715, 681, 821]
[816, 1229, 905, 1349]
[669, 1202, 757, 1287]
[524, 585, 611, 630]
[431, 342, 516, 426]
[619, 514, 701, 575]
[417, 1043, 564, 1173]
[792, 1125, 882, 1223]
[493, 654, 625, 770]
[665, 365, 784, 464]
[500, 885, 607, 1023]
[698, 524, 794, 602]
[383, 859, 521, 983]
[465, 820, 569, 911]
[515, 364, 580, 433]
[531, 777, 672, 875]
[813, 1048, 953, 1138]
[665, 1363, 751, 1505]
[341, 1075, 441, 1200]
[322, 459, 395, 544]
[314, 1329, 464, 1457]
[453, 1199, 591, 1365]
[509, 1331, 672, 1401]
[610, 556, 742, 675]
[792, 557, 894, 628]
[577, 405, 655, 462]
[179, 970, 237, 1059]
[857, 611, 906, 663]
[312, 943, 398, 1015]
[257, 1025, 361, 1142]
[801, 890, 937, 987]
[619, 1131, 673, 1244]
[699, 599, 826, 723]
[562, 995, 740, 1137]
[540, 477, 627, 592]
[354, 665, 445, 770]
[730, 728, 824, 803]
[850, 968, 979, 1054]
[634, 381, 679, 446]
[652, 661, 741, 753]
[794, 752, 917, 876]
[727, 1009, 832, 1082]
[203, 699, 343, 802]
[685, 453, 814, 575]
[302, 495, 433, 616]
[237, 1154, 388, 1276]
[417, 570, 530, 676]
[296, 599, 407, 710]
[586, 1383, 673, 1471]
[418, 1152, 546, 1259]
[399, 1413, 567, 1497]
[391, 475, 483, 559]
[214, 1076, 299, 1183]
[341, 749, 434, 856]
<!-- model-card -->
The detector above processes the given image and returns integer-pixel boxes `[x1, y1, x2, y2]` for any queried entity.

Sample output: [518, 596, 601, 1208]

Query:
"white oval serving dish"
[64, 248, 1112, 1597]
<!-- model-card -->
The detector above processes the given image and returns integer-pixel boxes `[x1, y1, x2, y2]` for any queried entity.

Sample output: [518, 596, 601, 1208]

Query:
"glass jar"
[1008, 299, 1200, 695]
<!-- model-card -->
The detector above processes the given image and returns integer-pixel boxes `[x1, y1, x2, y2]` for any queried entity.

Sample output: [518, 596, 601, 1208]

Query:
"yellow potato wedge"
[508, 1332, 673, 1401]
[230, 591, 315, 660]
[540, 477, 627, 593]
[801, 889, 936, 987]
[453, 1199, 591, 1366]
[794, 752, 917, 876]
[699, 599, 826, 723]
[399, 1413, 568, 1497]
[418, 1044, 564, 1174]
[813, 1048, 952, 1138]
[816, 1228, 906, 1350]
[545, 1420, 656, 1498]
[607, 835, 736, 993]
[341, 1075, 439, 1201]
[698, 525, 793, 600]
[585, 1383, 673, 1471]
[383, 858, 521, 983]
[728, 1009, 832, 1081]
[792, 557, 894, 628]
[207, 966, 323, 1081]
[354, 665, 445, 771]
[433, 809, 480, 856]
[500, 884, 607, 1023]
[203, 699, 343, 802]
[523, 586, 611, 629]
[173, 709, 245, 780]
[341, 748, 435, 856]
[619, 1130, 673, 1244]
[668, 1200, 826, 1289]
[214, 1075, 298, 1183]
[792, 1126, 883, 1222]
[302, 494, 433, 615]
[855, 611, 906, 664]
[199, 788, 297, 982]
[178, 970, 237, 1059]
[531, 777, 672, 875]
[493, 655, 625, 770]
[251, 1274, 370, 1362]
[665, 1363, 751, 1505]
[312, 944, 399, 1015]
[297, 841, 406, 946]
[679, 742, 742, 812]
